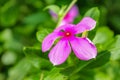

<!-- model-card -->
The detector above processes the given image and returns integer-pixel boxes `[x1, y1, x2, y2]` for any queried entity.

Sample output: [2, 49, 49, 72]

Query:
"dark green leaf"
[45, 0, 56, 4]
[67, 51, 110, 76]
[85, 50, 110, 69]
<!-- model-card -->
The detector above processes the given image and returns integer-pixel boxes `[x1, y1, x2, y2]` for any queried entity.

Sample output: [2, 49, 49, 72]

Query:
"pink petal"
[63, 5, 79, 24]
[58, 20, 67, 27]
[42, 32, 59, 52]
[76, 17, 96, 34]
[70, 37, 97, 60]
[54, 24, 76, 33]
[69, 5, 79, 18]
[48, 39, 71, 65]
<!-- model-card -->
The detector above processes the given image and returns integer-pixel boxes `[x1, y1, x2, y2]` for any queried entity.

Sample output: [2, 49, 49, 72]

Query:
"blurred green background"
[0, 0, 120, 80]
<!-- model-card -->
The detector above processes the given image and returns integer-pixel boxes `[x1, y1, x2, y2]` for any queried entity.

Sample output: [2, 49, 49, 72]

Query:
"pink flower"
[50, 5, 79, 26]
[42, 17, 97, 65]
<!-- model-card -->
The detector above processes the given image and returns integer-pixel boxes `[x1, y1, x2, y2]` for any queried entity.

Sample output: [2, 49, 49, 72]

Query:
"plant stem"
[56, 0, 77, 28]
[82, 31, 88, 37]
[40, 73, 44, 80]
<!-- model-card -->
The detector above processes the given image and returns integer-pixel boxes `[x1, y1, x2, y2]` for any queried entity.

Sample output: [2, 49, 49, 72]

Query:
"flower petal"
[76, 17, 96, 33]
[48, 39, 71, 65]
[54, 24, 76, 33]
[63, 5, 79, 24]
[70, 37, 97, 60]
[42, 32, 60, 52]
[58, 20, 67, 27]
[69, 5, 79, 18]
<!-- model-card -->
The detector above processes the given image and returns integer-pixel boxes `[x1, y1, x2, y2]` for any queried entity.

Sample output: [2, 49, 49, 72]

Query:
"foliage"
[0, 0, 120, 80]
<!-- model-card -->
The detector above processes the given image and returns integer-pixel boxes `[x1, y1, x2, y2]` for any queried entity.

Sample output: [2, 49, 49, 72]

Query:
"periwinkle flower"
[42, 17, 97, 65]
[49, 5, 79, 26]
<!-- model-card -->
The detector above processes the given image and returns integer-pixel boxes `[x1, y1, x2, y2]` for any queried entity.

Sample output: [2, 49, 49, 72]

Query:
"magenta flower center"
[65, 32, 71, 37]
[62, 30, 74, 39]
[59, 28, 76, 39]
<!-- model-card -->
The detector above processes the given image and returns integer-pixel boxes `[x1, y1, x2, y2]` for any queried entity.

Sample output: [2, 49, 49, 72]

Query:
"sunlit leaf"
[36, 28, 52, 43]
[93, 27, 114, 44]
[7, 58, 31, 80]
[84, 7, 100, 21]
[44, 5, 60, 15]
[93, 27, 114, 51]
[109, 35, 120, 60]
[1, 51, 17, 65]
[44, 68, 67, 80]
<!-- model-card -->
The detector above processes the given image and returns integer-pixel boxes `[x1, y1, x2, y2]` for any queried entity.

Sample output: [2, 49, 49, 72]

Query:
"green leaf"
[69, 70, 94, 80]
[36, 28, 52, 43]
[93, 27, 114, 44]
[109, 35, 120, 60]
[7, 58, 32, 80]
[23, 47, 53, 69]
[93, 27, 114, 51]
[13, 25, 36, 36]
[0, 29, 13, 42]
[1, 51, 17, 65]
[109, 15, 120, 32]
[95, 72, 112, 80]
[24, 73, 40, 80]
[23, 47, 41, 57]
[85, 50, 110, 69]
[0, 0, 19, 27]
[44, 68, 68, 80]
[55, 0, 71, 6]
[44, 5, 60, 15]
[45, 0, 56, 4]
[0, 73, 5, 80]
[67, 51, 110, 76]
[84, 7, 100, 21]
[23, 12, 49, 25]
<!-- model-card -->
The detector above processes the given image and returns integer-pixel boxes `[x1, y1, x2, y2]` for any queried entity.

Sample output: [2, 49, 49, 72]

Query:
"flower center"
[64, 32, 71, 37]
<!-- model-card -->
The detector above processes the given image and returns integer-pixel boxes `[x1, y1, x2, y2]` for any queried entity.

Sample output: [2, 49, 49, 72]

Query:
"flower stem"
[56, 0, 77, 28]
[40, 73, 44, 80]
[82, 31, 88, 37]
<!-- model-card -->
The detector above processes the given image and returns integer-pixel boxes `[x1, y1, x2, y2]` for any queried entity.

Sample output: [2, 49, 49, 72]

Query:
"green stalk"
[40, 73, 44, 80]
[82, 31, 88, 37]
